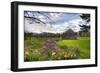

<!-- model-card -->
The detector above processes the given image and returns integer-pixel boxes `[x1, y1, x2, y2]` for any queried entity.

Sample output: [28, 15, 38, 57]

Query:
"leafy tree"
[79, 14, 90, 33]
[79, 25, 90, 32]
[80, 14, 90, 23]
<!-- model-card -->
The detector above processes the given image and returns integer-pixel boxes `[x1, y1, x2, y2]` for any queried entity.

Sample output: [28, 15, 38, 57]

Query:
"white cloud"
[25, 17, 84, 33]
[24, 12, 86, 33]
[67, 19, 83, 32]
[49, 13, 62, 18]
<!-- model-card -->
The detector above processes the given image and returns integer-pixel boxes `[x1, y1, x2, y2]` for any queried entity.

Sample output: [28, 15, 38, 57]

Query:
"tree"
[80, 14, 90, 23]
[24, 11, 61, 28]
[79, 14, 90, 37]
[79, 14, 90, 36]
[62, 29, 77, 39]
[79, 25, 90, 32]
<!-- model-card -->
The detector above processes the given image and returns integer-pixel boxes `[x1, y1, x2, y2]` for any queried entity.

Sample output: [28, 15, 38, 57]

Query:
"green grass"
[56, 38, 90, 59]
[24, 37, 43, 49]
[24, 36, 90, 61]
[77, 37, 90, 40]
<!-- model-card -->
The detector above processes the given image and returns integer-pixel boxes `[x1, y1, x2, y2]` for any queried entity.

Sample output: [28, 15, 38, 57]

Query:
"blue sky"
[24, 11, 86, 33]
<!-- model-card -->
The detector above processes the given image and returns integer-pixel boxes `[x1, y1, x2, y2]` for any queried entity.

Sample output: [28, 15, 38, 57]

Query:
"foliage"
[79, 25, 90, 32]
[62, 29, 77, 40]
[24, 46, 80, 61]
[79, 32, 90, 37]
[80, 14, 90, 22]
[79, 14, 90, 37]
[24, 36, 90, 61]
[24, 37, 43, 49]
[57, 38, 90, 59]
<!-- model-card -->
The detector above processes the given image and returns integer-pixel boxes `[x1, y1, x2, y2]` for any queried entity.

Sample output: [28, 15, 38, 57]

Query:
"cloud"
[67, 19, 84, 32]
[24, 12, 85, 33]
[25, 19, 83, 33]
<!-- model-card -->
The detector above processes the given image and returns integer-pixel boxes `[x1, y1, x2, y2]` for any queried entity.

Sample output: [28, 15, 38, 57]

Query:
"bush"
[24, 45, 80, 61]
[24, 37, 81, 61]
[58, 46, 80, 59]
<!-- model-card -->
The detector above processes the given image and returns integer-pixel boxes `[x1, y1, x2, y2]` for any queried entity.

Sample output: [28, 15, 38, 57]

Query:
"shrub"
[58, 46, 80, 59]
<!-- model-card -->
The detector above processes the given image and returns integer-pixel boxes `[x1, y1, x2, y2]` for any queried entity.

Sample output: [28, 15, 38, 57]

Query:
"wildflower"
[52, 52, 56, 56]
[64, 54, 67, 58]
[35, 49, 38, 53]
[25, 51, 29, 55]
[58, 57, 61, 60]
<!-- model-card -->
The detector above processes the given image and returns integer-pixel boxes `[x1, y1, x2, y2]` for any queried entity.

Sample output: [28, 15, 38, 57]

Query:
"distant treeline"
[25, 28, 90, 40]
[24, 29, 79, 40]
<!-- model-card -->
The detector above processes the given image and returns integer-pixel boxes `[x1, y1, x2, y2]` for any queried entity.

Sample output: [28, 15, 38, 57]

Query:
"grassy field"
[24, 37, 90, 61]
[57, 37, 90, 59]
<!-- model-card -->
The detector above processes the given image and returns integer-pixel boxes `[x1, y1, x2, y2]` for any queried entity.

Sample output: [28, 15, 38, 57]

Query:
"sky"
[24, 11, 87, 34]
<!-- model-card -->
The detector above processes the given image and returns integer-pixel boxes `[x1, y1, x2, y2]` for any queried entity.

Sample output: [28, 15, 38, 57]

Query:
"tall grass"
[24, 36, 90, 61]
[56, 38, 90, 59]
